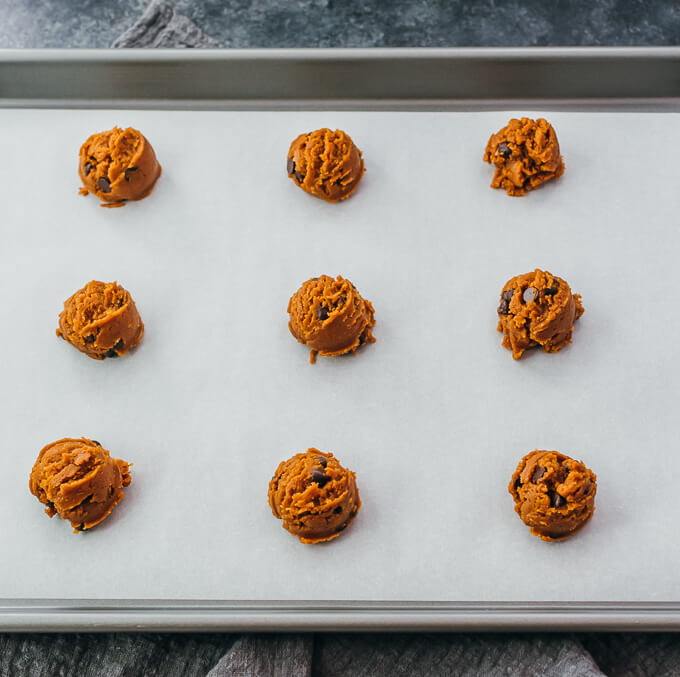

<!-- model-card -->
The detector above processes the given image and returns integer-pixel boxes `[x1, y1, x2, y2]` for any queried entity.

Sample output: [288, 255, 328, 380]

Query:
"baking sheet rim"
[3, 600, 680, 631]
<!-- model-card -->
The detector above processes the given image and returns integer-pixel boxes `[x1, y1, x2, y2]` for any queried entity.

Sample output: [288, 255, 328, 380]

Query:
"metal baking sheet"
[1, 49, 680, 631]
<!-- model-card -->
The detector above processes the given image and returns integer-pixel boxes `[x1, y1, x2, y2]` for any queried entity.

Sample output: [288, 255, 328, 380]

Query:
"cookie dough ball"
[79, 126, 161, 207]
[287, 128, 365, 202]
[29, 438, 131, 533]
[509, 450, 596, 541]
[57, 280, 144, 360]
[288, 275, 375, 364]
[483, 117, 564, 196]
[268, 448, 361, 544]
[497, 269, 583, 360]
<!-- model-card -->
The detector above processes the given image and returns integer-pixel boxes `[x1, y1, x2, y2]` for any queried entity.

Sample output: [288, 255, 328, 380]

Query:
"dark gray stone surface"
[1, 0, 680, 48]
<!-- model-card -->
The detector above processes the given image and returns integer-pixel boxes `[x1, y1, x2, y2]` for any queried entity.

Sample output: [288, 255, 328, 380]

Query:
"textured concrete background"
[1, 0, 679, 48]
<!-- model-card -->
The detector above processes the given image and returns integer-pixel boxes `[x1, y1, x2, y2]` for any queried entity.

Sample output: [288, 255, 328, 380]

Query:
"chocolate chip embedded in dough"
[316, 456, 328, 467]
[549, 491, 566, 508]
[105, 348, 119, 358]
[334, 506, 342, 513]
[84, 334, 95, 344]
[531, 466, 546, 482]
[310, 469, 331, 488]
[124, 166, 138, 181]
[497, 289, 515, 315]
[316, 305, 329, 321]
[83, 162, 94, 176]
[294, 171, 305, 182]
[287, 157, 295, 174]
[97, 177, 111, 193]
[113, 339, 124, 351]
[91, 440, 101, 446]
[523, 287, 538, 303]
[544, 281, 560, 296]
[497, 141, 512, 158]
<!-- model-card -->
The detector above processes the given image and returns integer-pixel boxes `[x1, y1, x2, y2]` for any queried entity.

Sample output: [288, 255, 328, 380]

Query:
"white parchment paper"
[0, 109, 678, 602]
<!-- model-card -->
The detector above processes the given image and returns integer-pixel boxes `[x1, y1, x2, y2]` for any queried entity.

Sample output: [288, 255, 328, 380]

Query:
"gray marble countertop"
[1, 0, 680, 48]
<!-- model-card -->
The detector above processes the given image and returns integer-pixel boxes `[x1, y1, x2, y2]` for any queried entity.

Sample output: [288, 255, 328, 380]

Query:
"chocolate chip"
[124, 166, 138, 181]
[294, 171, 305, 182]
[75, 524, 86, 532]
[84, 334, 95, 343]
[523, 287, 538, 303]
[287, 157, 295, 174]
[335, 522, 348, 533]
[316, 305, 329, 321]
[513, 477, 522, 491]
[105, 348, 119, 358]
[310, 469, 331, 488]
[45, 501, 55, 511]
[497, 289, 515, 315]
[91, 440, 101, 446]
[97, 177, 111, 193]
[584, 483, 591, 494]
[531, 466, 546, 482]
[113, 339, 124, 351]
[358, 331, 367, 346]
[544, 281, 560, 296]
[497, 142, 511, 158]
[334, 506, 342, 514]
[316, 456, 327, 467]
[549, 491, 566, 508]
[83, 162, 94, 176]
[334, 295, 346, 308]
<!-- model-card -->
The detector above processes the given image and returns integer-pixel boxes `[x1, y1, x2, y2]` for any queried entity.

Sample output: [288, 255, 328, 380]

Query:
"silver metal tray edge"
[3, 601, 680, 632]
[2, 47, 680, 110]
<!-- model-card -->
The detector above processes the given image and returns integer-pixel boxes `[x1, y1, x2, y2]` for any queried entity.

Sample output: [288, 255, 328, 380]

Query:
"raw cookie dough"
[288, 275, 375, 364]
[268, 448, 361, 544]
[497, 269, 583, 360]
[29, 437, 131, 533]
[483, 117, 564, 196]
[509, 450, 596, 541]
[287, 128, 364, 202]
[79, 126, 162, 207]
[57, 280, 144, 360]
